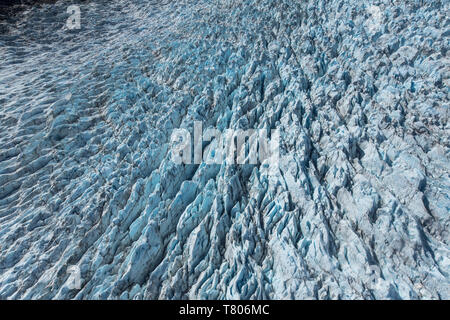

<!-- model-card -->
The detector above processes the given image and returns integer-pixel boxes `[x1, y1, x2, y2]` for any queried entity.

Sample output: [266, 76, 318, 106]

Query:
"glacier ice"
[0, 0, 449, 299]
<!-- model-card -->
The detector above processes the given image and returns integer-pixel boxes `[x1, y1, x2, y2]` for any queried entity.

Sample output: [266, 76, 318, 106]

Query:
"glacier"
[0, 0, 449, 299]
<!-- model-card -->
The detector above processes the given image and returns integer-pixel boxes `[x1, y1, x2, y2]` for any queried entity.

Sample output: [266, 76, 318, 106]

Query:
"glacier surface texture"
[0, 0, 449, 299]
